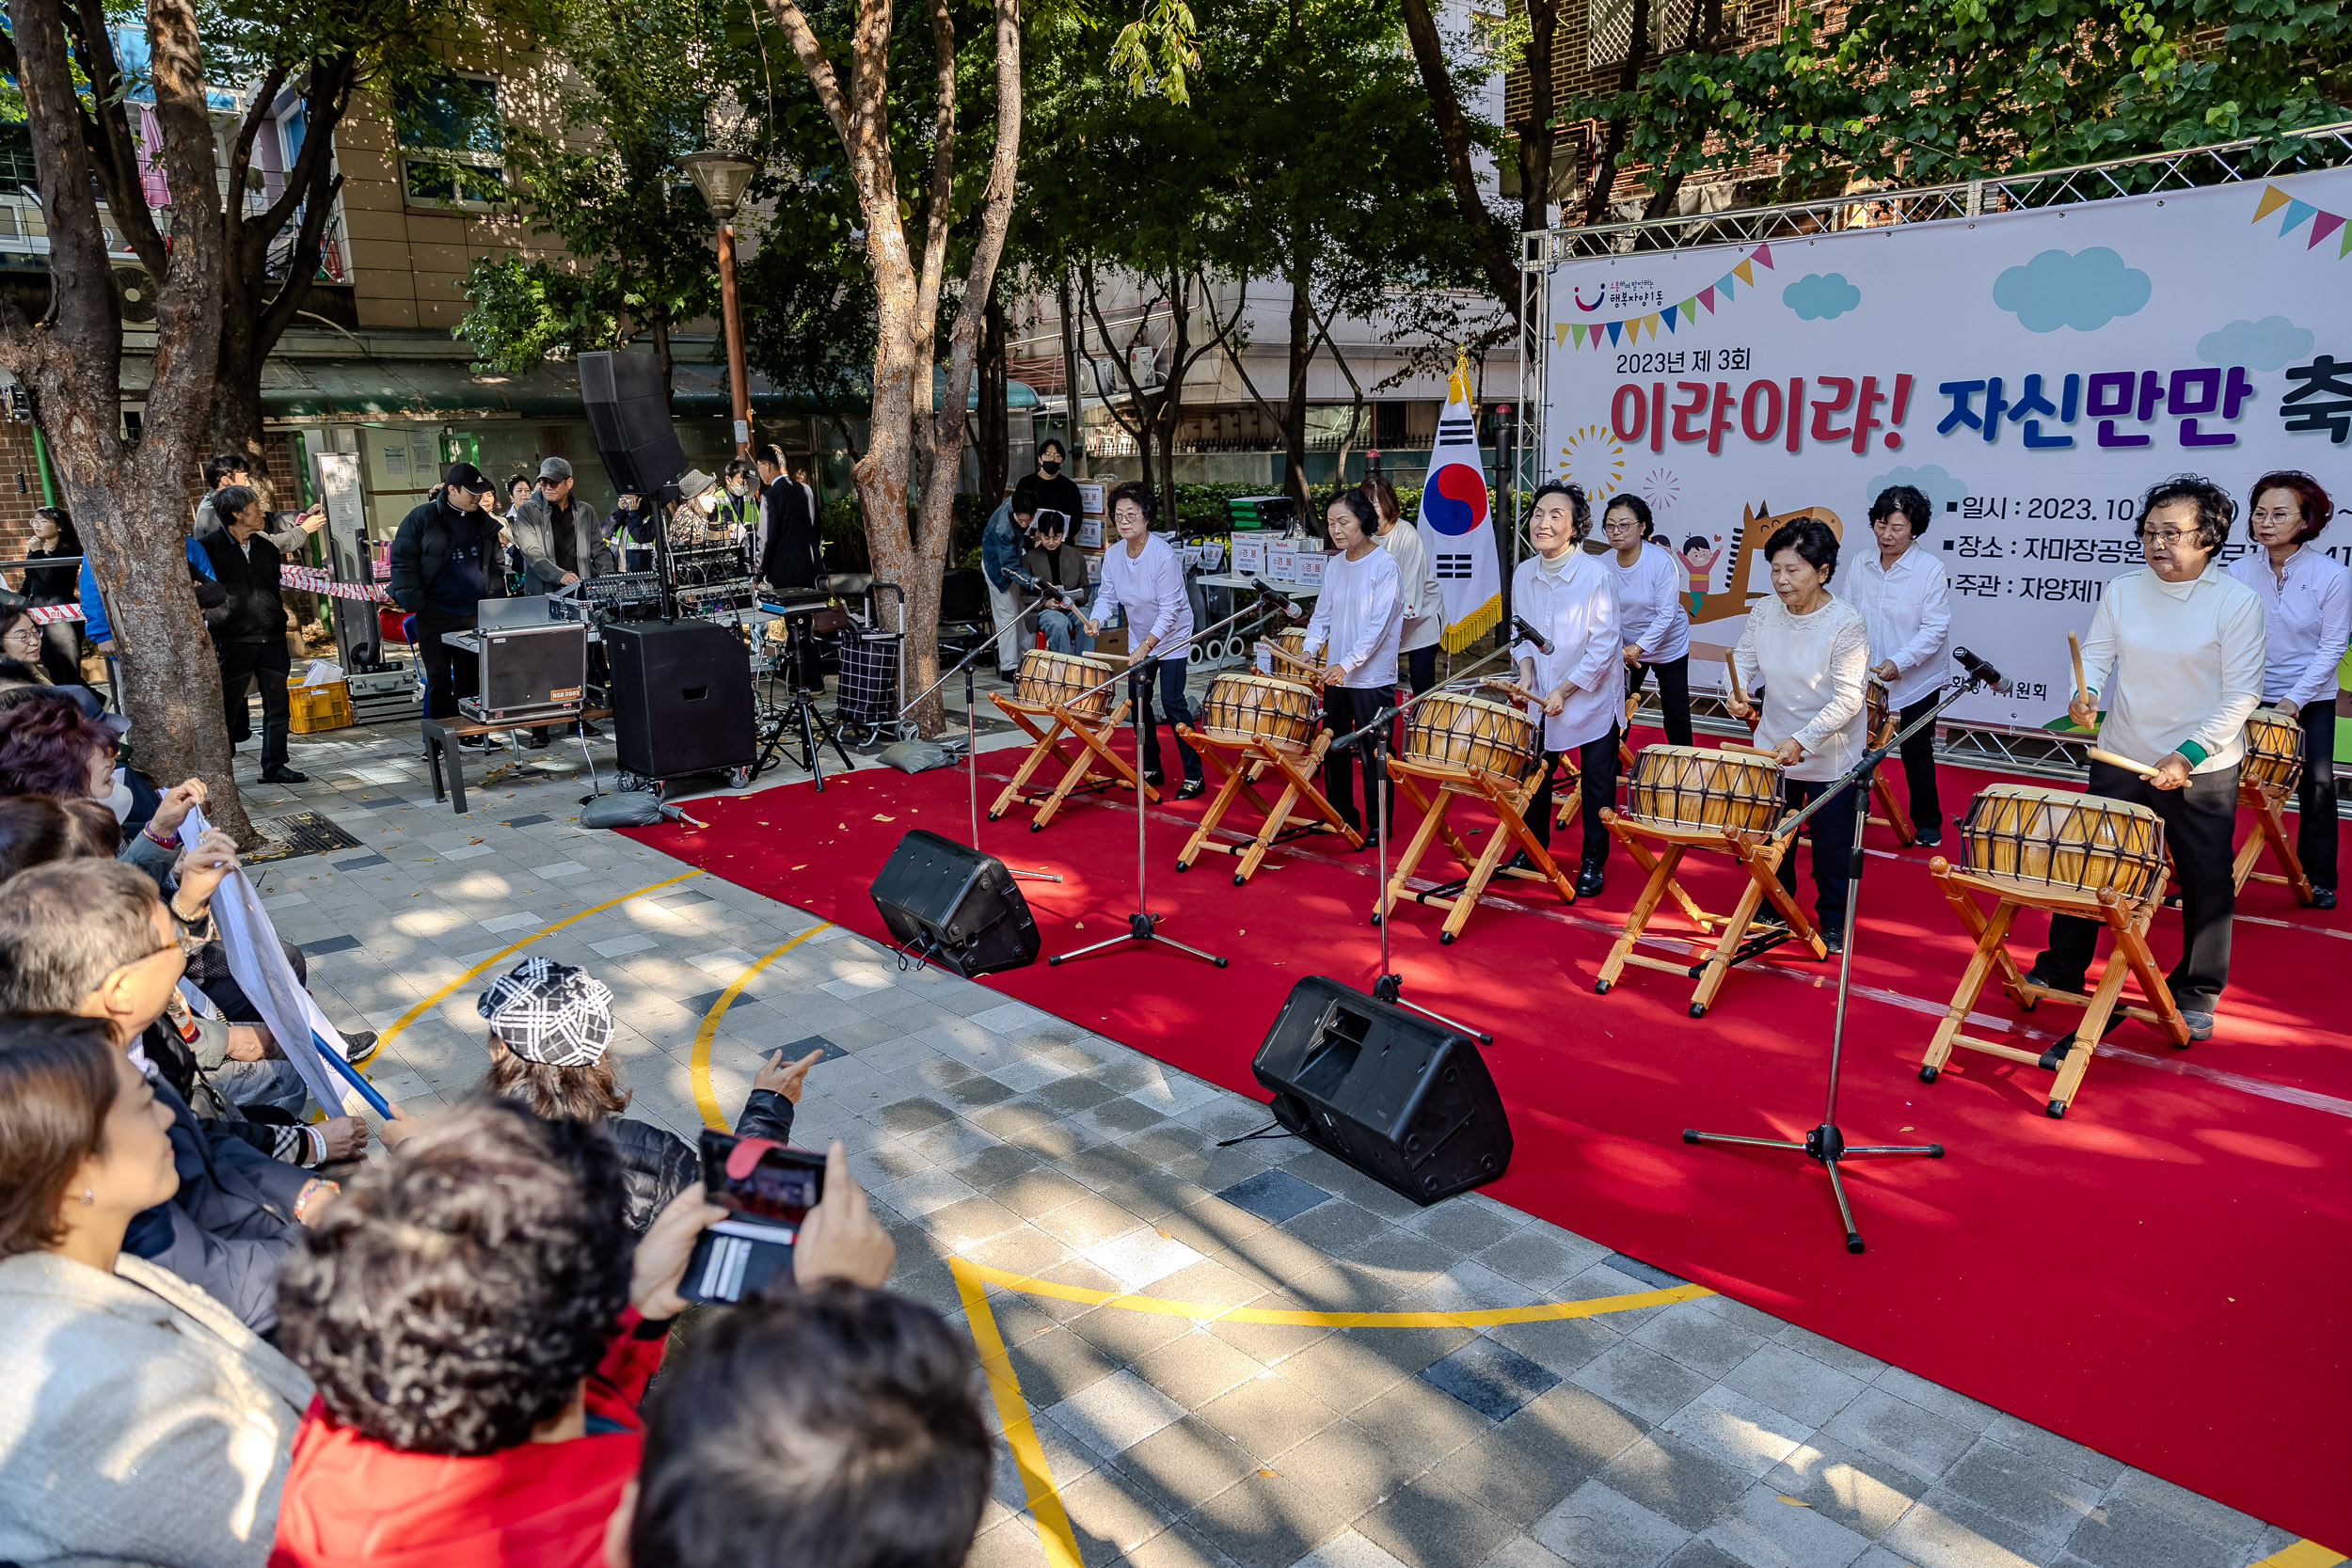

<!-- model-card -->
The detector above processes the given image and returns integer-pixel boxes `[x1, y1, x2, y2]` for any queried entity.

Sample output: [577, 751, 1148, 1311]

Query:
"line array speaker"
[579, 349, 687, 498]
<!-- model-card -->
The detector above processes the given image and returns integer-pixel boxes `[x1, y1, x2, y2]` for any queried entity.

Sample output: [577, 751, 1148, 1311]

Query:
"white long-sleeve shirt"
[1089, 531, 1192, 659]
[1302, 545, 1403, 690]
[1733, 593, 1869, 783]
[1609, 541, 1691, 665]
[1840, 546, 1953, 709]
[1509, 550, 1621, 751]
[2079, 563, 2265, 773]
[2225, 546, 2352, 710]
[1378, 522, 1445, 654]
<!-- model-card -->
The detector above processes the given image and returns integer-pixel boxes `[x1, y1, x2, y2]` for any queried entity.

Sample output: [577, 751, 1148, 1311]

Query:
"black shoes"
[458, 734, 503, 753]
[2021, 964, 2085, 995]
[2181, 1009, 2216, 1042]
[579, 721, 604, 737]
[1913, 826, 1943, 847]
[1175, 778, 1205, 800]
[522, 732, 551, 751]
[1821, 927, 1845, 957]
[1574, 861, 1606, 898]
[2313, 886, 2338, 911]
[261, 766, 309, 784]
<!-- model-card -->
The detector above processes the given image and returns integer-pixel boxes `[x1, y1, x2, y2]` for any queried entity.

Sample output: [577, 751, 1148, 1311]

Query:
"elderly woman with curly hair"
[0, 1014, 314, 1568]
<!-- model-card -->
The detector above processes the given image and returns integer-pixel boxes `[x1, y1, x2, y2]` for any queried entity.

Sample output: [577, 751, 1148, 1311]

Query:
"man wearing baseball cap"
[388, 461, 508, 745]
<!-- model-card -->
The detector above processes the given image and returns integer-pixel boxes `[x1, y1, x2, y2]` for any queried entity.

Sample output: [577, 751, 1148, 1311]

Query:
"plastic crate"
[288, 677, 354, 735]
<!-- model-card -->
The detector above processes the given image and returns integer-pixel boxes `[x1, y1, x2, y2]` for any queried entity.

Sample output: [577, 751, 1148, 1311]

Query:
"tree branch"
[1396, 0, 1518, 313]
[761, 0, 854, 146]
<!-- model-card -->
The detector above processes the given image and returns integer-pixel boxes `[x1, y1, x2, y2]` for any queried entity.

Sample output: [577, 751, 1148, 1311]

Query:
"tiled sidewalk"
[234, 705, 2307, 1568]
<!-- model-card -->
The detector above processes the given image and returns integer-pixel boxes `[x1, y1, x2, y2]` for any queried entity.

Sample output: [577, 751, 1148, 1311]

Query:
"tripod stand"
[1681, 665, 1990, 1252]
[1047, 590, 1300, 970]
[894, 593, 1061, 884]
[754, 605, 853, 789]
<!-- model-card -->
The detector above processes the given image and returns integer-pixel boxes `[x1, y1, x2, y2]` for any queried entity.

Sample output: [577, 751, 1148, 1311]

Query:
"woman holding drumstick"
[2224, 470, 2348, 909]
[1507, 483, 1622, 897]
[2031, 476, 2265, 1040]
[1725, 518, 1870, 954]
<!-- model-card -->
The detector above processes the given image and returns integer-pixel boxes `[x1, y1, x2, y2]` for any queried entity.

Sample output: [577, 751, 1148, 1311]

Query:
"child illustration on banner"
[1679, 535, 1724, 613]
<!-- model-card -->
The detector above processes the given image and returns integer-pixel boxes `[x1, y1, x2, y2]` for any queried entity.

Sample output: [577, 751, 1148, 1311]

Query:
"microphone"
[1511, 614, 1554, 656]
[1252, 576, 1308, 621]
[1953, 646, 2010, 693]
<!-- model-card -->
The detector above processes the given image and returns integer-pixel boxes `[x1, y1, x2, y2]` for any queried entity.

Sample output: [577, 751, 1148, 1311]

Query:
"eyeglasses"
[2139, 530, 2200, 547]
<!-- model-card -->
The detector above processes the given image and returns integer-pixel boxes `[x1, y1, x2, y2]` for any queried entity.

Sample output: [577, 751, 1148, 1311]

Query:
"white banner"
[1541, 168, 2352, 727]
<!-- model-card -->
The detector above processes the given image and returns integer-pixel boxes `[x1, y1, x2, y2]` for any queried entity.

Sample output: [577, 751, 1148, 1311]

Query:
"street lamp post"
[680, 151, 759, 458]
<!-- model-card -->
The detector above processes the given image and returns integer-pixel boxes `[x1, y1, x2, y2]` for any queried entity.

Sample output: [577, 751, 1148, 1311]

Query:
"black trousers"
[1133, 657, 1200, 784]
[215, 638, 291, 770]
[2037, 760, 2236, 1013]
[1405, 645, 1439, 696]
[2296, 703, 2338, 892]
[1778, 774, 1859, 933]
[1528, 729, 1618, 867]
[1626, 655, 1693, 748]
[415, 609, 479, 721]
[1897, 692, 1945, 836]
[1322, 685, 1391, 832]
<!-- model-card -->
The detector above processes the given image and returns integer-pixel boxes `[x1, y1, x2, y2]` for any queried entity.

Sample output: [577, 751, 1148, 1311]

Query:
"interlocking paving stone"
[300, 933, 364, 955]
[1216, 1168, 1333, 1224]
[1421, 1336, 1562, 1422]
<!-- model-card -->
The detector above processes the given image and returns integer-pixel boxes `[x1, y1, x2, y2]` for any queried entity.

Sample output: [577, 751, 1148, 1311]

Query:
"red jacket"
[269, 1313, 666, 1568]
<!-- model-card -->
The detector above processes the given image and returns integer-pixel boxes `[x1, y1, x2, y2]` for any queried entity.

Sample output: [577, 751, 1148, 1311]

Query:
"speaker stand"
[1049, 664, 1227, 972]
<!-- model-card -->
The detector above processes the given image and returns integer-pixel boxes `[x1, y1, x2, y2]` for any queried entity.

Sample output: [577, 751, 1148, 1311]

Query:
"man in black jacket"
[0, 859, 334, 1335]
[196, 483, 306, 784]
[755, 442, 822, 594]
[388, 462, 507, 744]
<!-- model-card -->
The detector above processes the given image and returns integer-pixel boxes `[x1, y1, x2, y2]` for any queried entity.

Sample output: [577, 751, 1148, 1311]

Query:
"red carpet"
[627, 738, 2352, 1544]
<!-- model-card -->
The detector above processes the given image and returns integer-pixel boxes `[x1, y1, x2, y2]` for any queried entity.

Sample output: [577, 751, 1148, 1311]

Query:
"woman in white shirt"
[2036, 477, 2265, 1037]
[1303, 489, 1404, 833]
[1364, 479, 1445, 694]
[1509, 483, 1622, 896]
[1599, 495, 1692, 747]
[1726, 518, 1869, 953]
[1842, 485, 1954, 846]
[1084, 482, 1203, 798]
[2225, 469, 2348, 908]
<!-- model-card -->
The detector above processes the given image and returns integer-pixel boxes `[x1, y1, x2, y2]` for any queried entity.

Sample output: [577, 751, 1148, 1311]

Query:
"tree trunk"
[1397, 0, 1520, 312]
[1518, 0, 1559, 237]
[977, 288, 1009, 501]
[1057, 270, 1087, 477]
[0, 0, 255, 845]
[1581, 0, 1655, 227]
[1281, 262, 1312, 521]
[1154, 272, 1188, 524]
[650, 317, 675, 405]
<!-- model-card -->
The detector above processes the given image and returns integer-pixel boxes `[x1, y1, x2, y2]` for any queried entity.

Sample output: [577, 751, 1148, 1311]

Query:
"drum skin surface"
[1199, 673, 1321, 752]
[1962, 783, 2167, 902]
[1016, 649, 1117, 720]
[1405, 693, 1540, 779]
[1624, 744, 1783, 833]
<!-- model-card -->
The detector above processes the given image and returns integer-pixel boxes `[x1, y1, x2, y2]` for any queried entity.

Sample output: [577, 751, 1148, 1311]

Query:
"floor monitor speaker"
[1251, 975, 1512, 1205]
[870, 830, 1040, 978]
[579, 350, 687, 498]
[602, 619, 755, 783]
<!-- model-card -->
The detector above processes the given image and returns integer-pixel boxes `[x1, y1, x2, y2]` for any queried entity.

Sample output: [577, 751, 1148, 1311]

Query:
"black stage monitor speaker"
[580, 350, 687, 498]
[1252, 976, 1512, 1205]
[870, 830, 1040, 978]
[602, 619, 756, 783]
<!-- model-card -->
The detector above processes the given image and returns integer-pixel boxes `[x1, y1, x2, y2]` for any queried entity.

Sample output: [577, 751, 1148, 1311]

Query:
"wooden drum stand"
[1175, 672, 1362, 884]
[2229, 707, 2314, 903]
[1380, 689, 1576, 945]
[986, 650, 1155, 832]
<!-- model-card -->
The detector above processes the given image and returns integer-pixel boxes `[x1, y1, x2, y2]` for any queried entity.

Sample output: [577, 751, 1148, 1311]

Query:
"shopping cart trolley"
[835, 581, 905, 748]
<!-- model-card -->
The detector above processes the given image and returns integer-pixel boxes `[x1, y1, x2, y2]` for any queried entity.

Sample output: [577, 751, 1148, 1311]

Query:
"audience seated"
[612, 1280, 990, 1568]
[270, 1099, 894, 1568]
[383, 956, 825, 1234]
[0, 859, 338, 1333]
[0, 1013, 313, 1568]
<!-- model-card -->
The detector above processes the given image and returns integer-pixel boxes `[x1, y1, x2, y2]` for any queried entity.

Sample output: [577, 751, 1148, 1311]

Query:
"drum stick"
[2068, 630, 2088, 702]
[1482, 675, 1538, 705]
[2087, 747, 2159, 779]
[1717, 741, 1778, 759]
[1724, 651, 1746, 708]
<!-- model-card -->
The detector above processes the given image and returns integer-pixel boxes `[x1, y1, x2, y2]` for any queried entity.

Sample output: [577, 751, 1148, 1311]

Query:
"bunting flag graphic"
[1553, 244, 1777, 349]
[2251, 183, 2352, 257]
[1416, 349, 1502, 651]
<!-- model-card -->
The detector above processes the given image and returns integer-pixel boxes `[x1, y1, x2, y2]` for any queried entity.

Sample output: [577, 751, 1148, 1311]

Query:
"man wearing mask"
[195, 484, 307, 783]
[389, 462, 508, 749]
[1014, 439, 1084, 539]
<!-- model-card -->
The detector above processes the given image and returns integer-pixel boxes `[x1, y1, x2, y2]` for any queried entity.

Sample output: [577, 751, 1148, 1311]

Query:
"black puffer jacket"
[607, 1088, 800, 1236]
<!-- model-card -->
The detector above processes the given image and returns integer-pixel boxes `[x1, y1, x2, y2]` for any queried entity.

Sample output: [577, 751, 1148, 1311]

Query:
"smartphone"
[679, 1129, 826, 1306]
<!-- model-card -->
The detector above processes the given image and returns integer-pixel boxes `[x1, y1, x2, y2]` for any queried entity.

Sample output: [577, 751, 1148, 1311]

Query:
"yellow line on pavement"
[375, 870, 705, 1052]
[689, 922, 835, 1128]
[2253, 1543, 2346, 1568]
[951, 1256, 1712, 1325]
[953, 1259, 1085, 1568]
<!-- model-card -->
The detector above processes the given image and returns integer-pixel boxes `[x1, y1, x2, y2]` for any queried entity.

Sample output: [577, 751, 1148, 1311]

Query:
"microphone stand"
[1047, 592, 1301, 971]
[1330, 644, 1530, 1045]
[1680, 666, 1992, 1253]
[894, 585, 1062, 883]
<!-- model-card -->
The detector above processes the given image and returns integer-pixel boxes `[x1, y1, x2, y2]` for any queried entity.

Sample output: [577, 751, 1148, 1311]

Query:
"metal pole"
[716, 219, 754, 459]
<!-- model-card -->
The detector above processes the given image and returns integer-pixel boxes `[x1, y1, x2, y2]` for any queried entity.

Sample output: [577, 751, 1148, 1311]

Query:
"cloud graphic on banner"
[1864, 465, 1968, 524]
[1992, 247, 2152, 333]
[2196, 315, 2314, 372]
[1782, 273, 1862, 321]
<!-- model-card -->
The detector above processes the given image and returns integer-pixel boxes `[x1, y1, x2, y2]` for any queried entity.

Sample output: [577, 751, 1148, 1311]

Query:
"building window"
[394, 76, 506, 209]
[1587, 0, 1696, 68]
